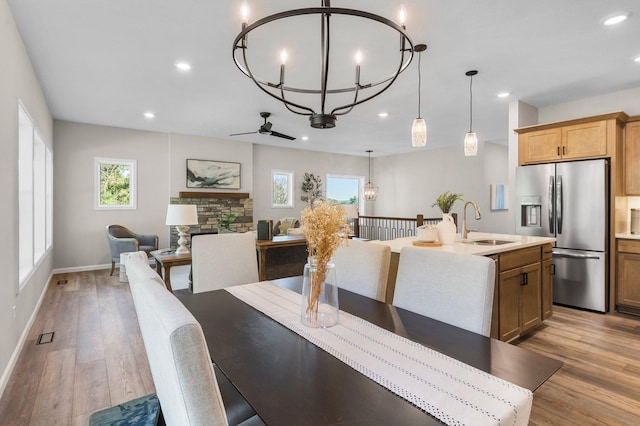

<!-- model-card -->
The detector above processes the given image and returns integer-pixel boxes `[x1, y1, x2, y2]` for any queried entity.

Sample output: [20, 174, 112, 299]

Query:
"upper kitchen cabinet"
[624, 117, 640, 195]
[516, 112, 628, 166]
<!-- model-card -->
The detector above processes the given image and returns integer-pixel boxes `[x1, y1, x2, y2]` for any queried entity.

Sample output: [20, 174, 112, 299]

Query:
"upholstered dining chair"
[191, 233, 259, 294]
[393, 247, 496, 337]
[125, 251, 263, 426]
[330, 239, 391, 302]
[106, 225, 158, 275]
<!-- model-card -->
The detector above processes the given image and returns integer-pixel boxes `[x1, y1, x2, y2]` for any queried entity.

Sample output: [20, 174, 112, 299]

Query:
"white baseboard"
[52, 263, 111, 274]
[0, 273, 52, 399]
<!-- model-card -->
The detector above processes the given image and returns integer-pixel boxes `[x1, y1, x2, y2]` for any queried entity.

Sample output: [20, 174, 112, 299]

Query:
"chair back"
[192, 233, 259, 294]
[393, 247, 495, 337]
[126, 252, 229, 426]
[331, 240, 390, 302]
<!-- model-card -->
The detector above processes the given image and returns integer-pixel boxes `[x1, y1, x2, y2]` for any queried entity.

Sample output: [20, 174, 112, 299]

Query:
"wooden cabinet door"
[617, 251, 640, 309]
[498, 268, 522, 341]
[520, 263, 542, 333]
[625, 121, 640, 195]
[562, 120, 608, 160]
[541, 259, 554, 319]
[519, 128, 561, 165]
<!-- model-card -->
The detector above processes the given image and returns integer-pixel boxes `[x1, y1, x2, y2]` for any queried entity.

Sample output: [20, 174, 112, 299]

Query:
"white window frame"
[271, 170, 295, 208]
[94, 157, 137, 210]
[326, 173, 365, 214]
[18, 101, 53, 291]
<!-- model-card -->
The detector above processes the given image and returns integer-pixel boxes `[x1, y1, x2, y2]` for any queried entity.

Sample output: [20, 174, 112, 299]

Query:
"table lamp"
[166, 204, 198, 254]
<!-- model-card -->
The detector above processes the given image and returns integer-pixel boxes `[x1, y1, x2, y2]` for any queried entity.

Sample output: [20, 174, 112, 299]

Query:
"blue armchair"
[106, 225, 159, 276]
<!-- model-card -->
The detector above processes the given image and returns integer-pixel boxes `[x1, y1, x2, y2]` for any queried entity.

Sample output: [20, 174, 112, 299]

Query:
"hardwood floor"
[0, 269, 639, 425]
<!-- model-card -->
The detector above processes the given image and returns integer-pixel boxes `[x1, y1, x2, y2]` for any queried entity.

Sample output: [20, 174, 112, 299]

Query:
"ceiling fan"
[230, 112, 296, 140]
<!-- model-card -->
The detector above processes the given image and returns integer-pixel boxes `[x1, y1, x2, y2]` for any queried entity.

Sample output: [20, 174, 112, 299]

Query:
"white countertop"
[377, 232, 556, 256]
[616, 232, 640, 240]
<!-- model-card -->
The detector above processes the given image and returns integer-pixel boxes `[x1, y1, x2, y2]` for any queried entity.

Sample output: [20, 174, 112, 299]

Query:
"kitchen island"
[379, 232, 556, 341]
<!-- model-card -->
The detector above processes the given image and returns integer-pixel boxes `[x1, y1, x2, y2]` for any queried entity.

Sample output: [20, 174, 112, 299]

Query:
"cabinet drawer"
[541, 243, 553, 260]
[499, 247, 541, 272]
[618, 239, 640, 255]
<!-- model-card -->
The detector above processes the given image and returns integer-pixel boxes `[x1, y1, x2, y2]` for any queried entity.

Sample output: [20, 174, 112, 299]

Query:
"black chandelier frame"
[233, 2, 417, 129]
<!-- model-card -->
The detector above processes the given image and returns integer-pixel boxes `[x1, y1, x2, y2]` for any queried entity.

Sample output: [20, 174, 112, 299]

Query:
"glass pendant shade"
[364, 181, 378, 201]
[464, 131, 478, 156]
[411, 118, 427, 147]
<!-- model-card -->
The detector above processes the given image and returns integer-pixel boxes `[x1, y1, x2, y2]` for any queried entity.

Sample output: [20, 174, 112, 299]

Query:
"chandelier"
[233, 1, 418, 129]
[363, 150, 378, 201]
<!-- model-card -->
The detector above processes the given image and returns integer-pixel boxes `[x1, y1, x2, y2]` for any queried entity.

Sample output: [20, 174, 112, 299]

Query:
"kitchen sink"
[460, 239, 516, 246]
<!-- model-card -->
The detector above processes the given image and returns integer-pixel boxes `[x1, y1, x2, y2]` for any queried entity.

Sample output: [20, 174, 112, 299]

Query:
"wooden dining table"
[176, 277, 563, 425]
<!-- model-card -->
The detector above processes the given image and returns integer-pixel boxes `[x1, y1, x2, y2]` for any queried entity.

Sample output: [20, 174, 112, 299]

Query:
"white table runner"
[226, 282, 532, 426]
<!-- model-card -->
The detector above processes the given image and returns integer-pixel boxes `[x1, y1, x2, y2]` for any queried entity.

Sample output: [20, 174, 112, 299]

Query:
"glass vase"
[301, 259, 339, 328]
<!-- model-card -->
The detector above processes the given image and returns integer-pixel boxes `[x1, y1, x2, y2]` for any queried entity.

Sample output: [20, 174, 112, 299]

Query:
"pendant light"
[411, 44, 428, 147]
[363, 150, 378, 201]
[464, 70, 478, 156]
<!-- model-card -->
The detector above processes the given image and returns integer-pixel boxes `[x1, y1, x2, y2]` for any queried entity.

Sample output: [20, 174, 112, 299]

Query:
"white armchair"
[126, 251, 262, 425]
[393, 247, 495, 337]
[330, 239, 390, 302]
[191, 233, 259, 294]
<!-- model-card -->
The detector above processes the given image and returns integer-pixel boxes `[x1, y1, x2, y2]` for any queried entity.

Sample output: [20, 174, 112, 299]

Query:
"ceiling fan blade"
[229, 131, 258, 136]
[269, 130, 296, 140]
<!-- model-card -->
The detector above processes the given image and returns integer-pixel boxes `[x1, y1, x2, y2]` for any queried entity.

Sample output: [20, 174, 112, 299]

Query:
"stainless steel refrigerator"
[515, 159, 608, 312]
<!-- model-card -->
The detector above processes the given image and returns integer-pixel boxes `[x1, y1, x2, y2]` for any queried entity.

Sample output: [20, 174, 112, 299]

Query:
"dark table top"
[177, 277, 562, 425]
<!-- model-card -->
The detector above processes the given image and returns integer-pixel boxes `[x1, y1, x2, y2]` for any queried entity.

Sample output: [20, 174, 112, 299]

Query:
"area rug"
[89, 393, 159, 426]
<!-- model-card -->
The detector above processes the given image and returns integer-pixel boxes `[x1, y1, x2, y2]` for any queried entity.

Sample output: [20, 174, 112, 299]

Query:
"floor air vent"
[57, 280, 68, 285]
[36, 332, 54, 345]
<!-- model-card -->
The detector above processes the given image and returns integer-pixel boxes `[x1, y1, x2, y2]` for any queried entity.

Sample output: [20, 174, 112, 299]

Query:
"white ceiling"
[8, 0, 640, 157]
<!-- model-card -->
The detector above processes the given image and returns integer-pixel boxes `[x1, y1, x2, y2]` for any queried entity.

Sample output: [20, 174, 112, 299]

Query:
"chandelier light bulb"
[241, 2, 249, 24]
[280, 49, 288, 65]
[398, 5, 407, 27]
[355, 50, 363, 65]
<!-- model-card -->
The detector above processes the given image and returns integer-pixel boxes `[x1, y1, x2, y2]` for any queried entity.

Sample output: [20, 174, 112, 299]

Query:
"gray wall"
[373, 141, 511, 234]
[0, 0, 53, 395]
[252, 144, 369, 222]
[53, 122, 254, 270]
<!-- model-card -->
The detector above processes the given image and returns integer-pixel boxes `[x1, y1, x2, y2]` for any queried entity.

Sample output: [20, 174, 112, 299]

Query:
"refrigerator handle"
[548, 175, 555, 233]
[556, 175, 563, 234]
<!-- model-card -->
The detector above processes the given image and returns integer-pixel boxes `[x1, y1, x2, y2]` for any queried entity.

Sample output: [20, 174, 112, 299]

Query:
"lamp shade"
[411, 118, 427, 147]
[464, 131, 478, 156]
[166, 204, 198, 226]
[342, 203, 359, 219]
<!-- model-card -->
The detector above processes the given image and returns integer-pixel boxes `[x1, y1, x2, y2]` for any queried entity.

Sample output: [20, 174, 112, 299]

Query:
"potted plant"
[432, 190, 464, 214]
[432, 191, 463, 244]
[301, 173, 323, 205]
[218, 213, 238, 233]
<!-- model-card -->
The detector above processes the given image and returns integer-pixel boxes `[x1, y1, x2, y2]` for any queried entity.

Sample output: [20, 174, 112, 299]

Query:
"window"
[326, 174, 364, 213]
[94, 157, 137, 210]
[18, 102, 53, 289]
[272, 170, 294, 208]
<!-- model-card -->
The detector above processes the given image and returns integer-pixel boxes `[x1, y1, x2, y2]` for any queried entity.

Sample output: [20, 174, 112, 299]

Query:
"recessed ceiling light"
[603, 13, 629, 26]
[301, 136, 309, 141]
[497, 92, 510, 98]
[144, 112, 155, 119]
[378, 112, 389, 118]
[175, 62, 192, 71]
[634, 56, 640, 63]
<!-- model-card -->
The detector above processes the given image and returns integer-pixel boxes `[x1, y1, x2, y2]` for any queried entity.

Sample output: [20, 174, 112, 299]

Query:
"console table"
[255, 236, 307, 281]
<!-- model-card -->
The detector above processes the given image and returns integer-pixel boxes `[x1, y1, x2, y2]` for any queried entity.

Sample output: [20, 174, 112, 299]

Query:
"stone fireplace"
[168, 192, 253, 249]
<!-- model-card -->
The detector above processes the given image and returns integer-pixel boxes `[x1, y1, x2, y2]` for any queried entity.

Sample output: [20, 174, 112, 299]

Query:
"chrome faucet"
[462, 201, 482, 240]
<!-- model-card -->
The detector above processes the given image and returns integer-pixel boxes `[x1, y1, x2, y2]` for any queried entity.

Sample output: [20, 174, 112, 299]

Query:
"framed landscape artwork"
[186, 159, 241, 189]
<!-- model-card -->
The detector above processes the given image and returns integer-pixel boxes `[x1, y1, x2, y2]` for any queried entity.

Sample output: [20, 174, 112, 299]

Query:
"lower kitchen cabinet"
[495, 246, 543, 342]
[616, 239, 640, 314]
[541, 244, 554, 319]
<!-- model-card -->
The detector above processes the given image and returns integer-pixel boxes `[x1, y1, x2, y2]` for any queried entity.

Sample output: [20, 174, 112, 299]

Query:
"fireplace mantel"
[179, 191, 250, 199]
